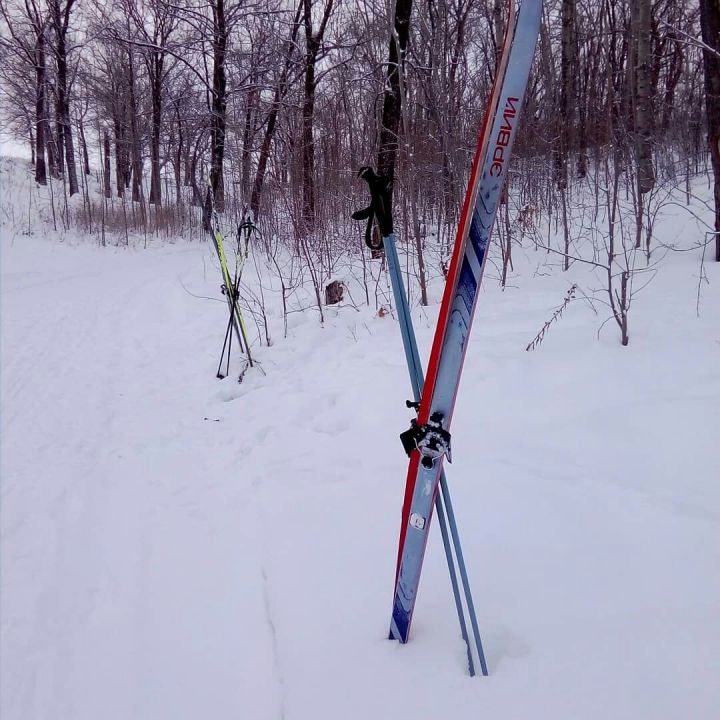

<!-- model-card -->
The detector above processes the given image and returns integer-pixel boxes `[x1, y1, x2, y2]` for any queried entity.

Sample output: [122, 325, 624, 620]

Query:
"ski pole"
[353, 167, 486, 675]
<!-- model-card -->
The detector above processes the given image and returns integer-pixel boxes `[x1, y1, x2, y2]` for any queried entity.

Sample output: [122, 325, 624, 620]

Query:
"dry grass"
[71, 197, 204, 243]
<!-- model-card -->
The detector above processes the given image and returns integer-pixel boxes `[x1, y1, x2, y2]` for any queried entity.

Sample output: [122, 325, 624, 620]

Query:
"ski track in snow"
[260, 561, 287, 720]
[2, 157, 720, 719]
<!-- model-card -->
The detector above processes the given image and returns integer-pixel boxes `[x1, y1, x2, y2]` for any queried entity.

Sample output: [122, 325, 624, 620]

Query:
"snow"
[2, 154, 719, 719]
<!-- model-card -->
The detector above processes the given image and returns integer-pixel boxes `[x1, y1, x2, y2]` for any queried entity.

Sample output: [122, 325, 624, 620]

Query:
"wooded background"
[1, 0, 718, 271]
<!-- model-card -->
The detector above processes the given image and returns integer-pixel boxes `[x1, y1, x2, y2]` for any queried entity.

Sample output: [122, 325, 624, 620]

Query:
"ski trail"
[260, 564, 287, 720]
[2, 247, 184, 717]
[2, 237, 281, 719]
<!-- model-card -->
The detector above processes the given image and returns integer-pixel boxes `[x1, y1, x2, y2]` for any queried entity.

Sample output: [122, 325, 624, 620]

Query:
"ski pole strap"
[352, 166, 393, 250]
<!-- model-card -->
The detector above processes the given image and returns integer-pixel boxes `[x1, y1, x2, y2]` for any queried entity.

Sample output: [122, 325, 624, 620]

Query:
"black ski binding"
[220, 283, 237, 302]
[400, 411, 452, 469]
[237, 210, 255, 258]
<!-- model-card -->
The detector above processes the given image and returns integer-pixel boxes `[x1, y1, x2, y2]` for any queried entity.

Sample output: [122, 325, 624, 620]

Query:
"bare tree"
[377, 0, 412, 191]
[208, 0, 229, 209]
[0, 0, 50, 184]
[126, 0, 179, 206]
[300, 0, 335, 233]
[557, 0, 576, 190]
[250, 2, 303, 218]
[630, 0, 655, 197]
[48, 0, 79, 195]
[699, 0, 720, 260]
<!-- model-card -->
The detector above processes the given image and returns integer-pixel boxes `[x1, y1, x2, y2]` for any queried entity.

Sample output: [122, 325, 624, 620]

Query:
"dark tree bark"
[113, 107, 127, 197]
[35, 53, 47, 185]
[183, 118, 192, 187]
[699, 0, 720, 261]
[174, 97, 183, 204]
[250, 86, 281, 216]
[78, 111, 90, 175]
[377, 0, 412, 191]
[659, 35, 683, 135]
[209, 0, 228, 209]
[54, 106, 64, 176]
[556, 0, 576, 189]
[126, 38, 143, 203]
[301, 0, 335, 233]
[493, 0, 504, 65]
[630, 0, 655, 194]
[43, 65, 59, 178]
[576, 39, 589, 177]
[240, 80, 256, 205]
[49, 0, 79, 196]
[34, 18, 47, 185]
[103, 130, 111, 198]
[148, 52, 164, 205]
[189, 131, 206, 208]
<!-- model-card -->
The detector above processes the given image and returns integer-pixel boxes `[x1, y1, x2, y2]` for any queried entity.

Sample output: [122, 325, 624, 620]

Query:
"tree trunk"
[175, 98, 183, 204]
[251, 85, 281, 218]
[301, 23, 318, 232]
[249, 2, 302, 218]
[127, 41, 143, 203]
[189, 131, 206, 207]
[660, 33, 684, 134]
[377, 0, 413, 192]
[50, 0, 78, 196]
[103, 131, 112, 198]
[45, 72, 59, 178]
[556, 0, 576, 189]
[576, 47, 589, 177]
[55, 115, 64, 176]
[493, 0, 504, 64]
[699, 0, 720, 261]
[113, 111, 127, 197]
[631, 0, 655, 194]
[149, 52, 163, 205]
[78, 113, 90, 175]
[209, 0, 227, 210]
[34, 31, 47, 185]
[300, 0, 335, 234]
[240, 83, 255, 204]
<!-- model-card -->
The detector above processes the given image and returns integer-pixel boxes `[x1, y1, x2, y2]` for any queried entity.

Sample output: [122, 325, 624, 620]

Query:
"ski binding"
[400, 411, 452, 469]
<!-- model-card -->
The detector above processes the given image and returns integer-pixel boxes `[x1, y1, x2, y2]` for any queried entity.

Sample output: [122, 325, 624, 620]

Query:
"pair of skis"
[205, 192, 254, 378]
[357, 0, 542, 673]
[354, 168, 488, 675]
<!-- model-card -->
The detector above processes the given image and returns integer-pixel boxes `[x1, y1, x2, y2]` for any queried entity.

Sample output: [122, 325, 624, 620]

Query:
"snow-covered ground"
[2, 154, 719, 719]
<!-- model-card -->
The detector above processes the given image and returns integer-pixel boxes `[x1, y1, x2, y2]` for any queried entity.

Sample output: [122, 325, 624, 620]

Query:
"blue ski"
[354, 168, 488, 675]
[390, 0, 543, 645]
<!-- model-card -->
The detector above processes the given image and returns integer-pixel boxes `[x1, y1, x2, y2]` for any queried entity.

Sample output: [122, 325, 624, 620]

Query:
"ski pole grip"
[352, 166, 394, 237]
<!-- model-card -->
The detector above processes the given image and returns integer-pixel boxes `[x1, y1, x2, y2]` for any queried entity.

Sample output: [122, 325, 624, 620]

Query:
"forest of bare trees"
[1, 0, 718, 285]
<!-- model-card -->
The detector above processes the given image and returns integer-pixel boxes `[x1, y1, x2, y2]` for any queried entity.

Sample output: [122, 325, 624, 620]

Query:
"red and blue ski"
[390, 0, 543, 644]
